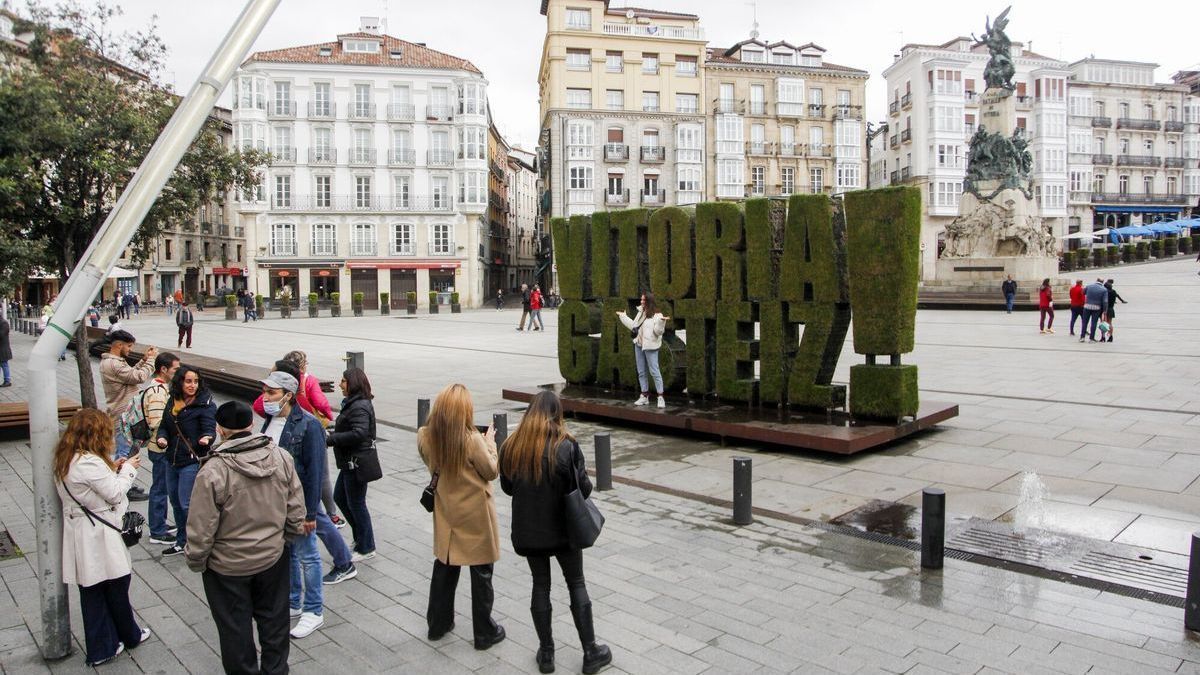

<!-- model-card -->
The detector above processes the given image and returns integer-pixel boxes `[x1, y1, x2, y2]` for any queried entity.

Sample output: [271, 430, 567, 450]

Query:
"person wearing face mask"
[155, 365, 216, 557]
[259, 370, 355, 640]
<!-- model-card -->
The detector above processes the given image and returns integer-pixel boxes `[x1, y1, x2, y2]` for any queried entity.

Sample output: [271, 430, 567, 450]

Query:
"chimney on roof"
[360, 16, 382, 35]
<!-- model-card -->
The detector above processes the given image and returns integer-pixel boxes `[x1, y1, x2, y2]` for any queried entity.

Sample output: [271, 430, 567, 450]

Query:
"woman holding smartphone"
[155, 365, 216, 558]
[418, 383, 505, 650]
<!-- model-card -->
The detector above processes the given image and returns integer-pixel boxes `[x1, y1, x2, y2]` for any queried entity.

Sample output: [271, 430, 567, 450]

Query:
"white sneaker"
[350, 550, 377, 563]
[290, 612, 323, 639]
[289, 606, 302, 619]
[634, 395, 649, 406]
[656, 396, 666, 408]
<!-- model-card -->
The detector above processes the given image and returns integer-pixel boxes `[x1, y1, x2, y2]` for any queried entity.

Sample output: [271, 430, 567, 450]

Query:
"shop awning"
[1094, 205, 1184, 214]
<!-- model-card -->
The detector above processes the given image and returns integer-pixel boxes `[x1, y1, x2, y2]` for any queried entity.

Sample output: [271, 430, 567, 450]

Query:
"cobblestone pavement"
[0, 259, 1198, 672]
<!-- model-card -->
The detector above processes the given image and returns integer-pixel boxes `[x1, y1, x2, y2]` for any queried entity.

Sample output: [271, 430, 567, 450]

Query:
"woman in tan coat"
[418, 383, 505, 650]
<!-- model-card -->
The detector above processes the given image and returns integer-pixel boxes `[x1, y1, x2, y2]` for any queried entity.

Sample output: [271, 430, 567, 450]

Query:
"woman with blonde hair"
[500, 391, 611, 674]
[55, 409, 151, 666]
[418, 383, 505, 650]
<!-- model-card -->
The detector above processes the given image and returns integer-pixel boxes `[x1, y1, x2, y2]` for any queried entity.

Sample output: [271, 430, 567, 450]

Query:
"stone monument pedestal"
[934, 255, 1060, 284]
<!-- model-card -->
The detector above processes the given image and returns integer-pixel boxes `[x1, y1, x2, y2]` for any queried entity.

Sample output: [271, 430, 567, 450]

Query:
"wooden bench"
[0, 399, 83, 430]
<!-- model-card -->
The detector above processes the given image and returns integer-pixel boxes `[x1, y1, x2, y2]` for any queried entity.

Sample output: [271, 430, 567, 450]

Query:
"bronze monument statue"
[975, 6, 1015, 91]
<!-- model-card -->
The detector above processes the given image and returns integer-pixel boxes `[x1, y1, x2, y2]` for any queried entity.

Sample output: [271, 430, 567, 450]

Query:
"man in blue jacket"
[259, 370, 355, 640]
[1080, 278, 1109, 343]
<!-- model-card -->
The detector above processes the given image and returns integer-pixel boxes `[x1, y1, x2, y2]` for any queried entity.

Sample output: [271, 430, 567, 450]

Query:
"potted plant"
[1180, 236, 1192, 255]
[1150, 239, 1164, 258]
[352, 292, 365, 317]
[1192, 233, 1200, 251]
[450, 291, 462, 313]
[1106, 245, 1119, 266]
[1135, 241, 1149, 261]
[224, 294, 237, 320]
[1076, 249, 1089, 269]
[330, 291, 342, 317]
[1165, 235, 1179, 256]
[1121, 244, 1134, 263]
[255, 294, 265, 319]
[379, 292, 390, 315]
[406, 291, 417, 315]
[1091, 248, 1105, 268]
[428, 290, 439, 314]
[308, 293, 319, 318]
[277, 286, 292, 318]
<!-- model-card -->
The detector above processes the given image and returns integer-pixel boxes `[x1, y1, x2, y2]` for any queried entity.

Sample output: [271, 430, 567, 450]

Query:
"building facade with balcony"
[507, 149, 541, 291]
[880, 37, 1070, 280]
[537, 0, 707, 220]
[486, 120, 512, 295]
[1065, 59, 1199, 239]
[703, 38, 868, 200]
[232, 18, 490, 309]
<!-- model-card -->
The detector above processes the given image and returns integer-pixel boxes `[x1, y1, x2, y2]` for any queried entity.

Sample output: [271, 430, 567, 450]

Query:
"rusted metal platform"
[502, 383, 958, 455]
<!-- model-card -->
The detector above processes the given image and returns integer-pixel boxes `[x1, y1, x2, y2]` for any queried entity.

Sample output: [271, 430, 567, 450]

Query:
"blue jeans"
[1, 360, 9, 384]
[634, 345, 663, 395]
[315, 506, 351, 569]
[289, 531, 323, 615]
[166, 463, 199, 547]
[1082, 308, 1102, 340]
[1004, 292, 1015, 312]
[147, 451, 171, 537]
[334, 470, 374, 554]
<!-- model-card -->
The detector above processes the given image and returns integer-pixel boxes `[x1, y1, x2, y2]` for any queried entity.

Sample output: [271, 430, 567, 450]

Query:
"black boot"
[426, 559, 459, 640]
[531, 607, 555, 673]
[570, 603, 611, 674]
[470, 564, 505, 650]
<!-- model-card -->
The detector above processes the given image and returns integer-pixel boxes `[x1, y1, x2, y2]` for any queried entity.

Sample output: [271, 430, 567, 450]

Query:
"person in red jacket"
[529, 285, 545, 332]
[1038, 278, 1055, 334]
[1067, 279, 1085, 336]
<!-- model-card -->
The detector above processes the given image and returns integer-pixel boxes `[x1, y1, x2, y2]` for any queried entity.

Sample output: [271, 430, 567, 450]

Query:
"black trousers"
[202, 550, 291, 675]
[78, 574, 142, 664]
[526, 549, 590, 611]
[427, 559, 500, 640]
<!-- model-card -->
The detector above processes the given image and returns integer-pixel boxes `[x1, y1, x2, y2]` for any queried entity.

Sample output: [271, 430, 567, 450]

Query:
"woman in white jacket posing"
[616, 292, 670, 408]
[55, 409, 151, 666]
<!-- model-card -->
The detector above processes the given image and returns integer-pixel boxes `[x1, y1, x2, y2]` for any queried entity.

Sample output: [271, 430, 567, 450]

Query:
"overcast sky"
[94, 0, 1198, 149]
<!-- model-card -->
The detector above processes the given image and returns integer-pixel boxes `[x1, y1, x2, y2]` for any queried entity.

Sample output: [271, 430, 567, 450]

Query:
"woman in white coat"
[616, 292, 670, 408]
[54, 409, 151, 666]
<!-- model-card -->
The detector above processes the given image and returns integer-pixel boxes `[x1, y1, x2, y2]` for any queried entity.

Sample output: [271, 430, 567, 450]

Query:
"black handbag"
[64, 483, 145, 548]
[348, 442, 383, 482]
[563, 449, 604, 549]
[420, 471, 439, 513]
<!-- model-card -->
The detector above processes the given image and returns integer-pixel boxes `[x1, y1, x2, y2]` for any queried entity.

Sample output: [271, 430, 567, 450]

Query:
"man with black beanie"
[186, 401, 304, 675]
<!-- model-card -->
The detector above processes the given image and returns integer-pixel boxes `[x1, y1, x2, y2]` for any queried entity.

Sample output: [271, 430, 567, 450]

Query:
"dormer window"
[801, 54, 821, 67]
[742, 49, 764, 63]
[318, 47, 333, 57]
[343, 39, 380, 53]
[771, 51, 794, 65]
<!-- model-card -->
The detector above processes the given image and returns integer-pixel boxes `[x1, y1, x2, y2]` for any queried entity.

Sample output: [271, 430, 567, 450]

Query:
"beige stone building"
[704, 39, 868, 200]
[537, 0, 707, 218]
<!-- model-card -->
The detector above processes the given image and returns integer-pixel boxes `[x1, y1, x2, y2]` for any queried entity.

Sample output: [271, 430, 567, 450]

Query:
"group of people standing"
[1035, 277, 1127, 341]
[515, 283, 547, 332]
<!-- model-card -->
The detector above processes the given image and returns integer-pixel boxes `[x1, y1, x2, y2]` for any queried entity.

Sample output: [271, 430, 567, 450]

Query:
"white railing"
[601, 22, 703, 40]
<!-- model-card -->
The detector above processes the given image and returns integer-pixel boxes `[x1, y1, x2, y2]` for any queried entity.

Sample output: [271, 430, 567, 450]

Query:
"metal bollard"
[417, 398, 430, 428]
[1187, 531, 1200, 631]
[733, 457, 752, 525]
[343, 351, 365, 372]
[921, 488, 946, 570]
[594, 433, 612, 491]
[493, 413, 508, 449]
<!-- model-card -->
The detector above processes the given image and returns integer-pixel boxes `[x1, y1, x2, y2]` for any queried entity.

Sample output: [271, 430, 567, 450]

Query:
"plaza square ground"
[1, 257, 1199, 673]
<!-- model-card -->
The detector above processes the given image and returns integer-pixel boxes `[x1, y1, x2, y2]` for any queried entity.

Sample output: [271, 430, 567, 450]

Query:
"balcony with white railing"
[349, 148, 377, 166]
[268, 101, 295, 118]
[604, 189, 630, 206]
[601, 22, 703, 40]
[425, 105, 454, 122]
[308, 149, 336, 165]
[349, 104, 376, 121]
[387, 103, 415, 122]
[389, 148, 415, 166]
[427, 149, 454, 167]
[270, 147, 296, 165]
[307, 102, 335, 119]
[641, 189, 666, 205]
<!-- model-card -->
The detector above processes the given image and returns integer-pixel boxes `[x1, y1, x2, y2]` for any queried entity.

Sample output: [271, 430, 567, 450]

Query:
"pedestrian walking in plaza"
[54, 409, 152, 667]
[175, 301, 195, 349]
[186, 401, 305, 675]
[328, 368, 380, 562]
[99, 330, 155, 502]
[165, 294, 175, 317]
[1001, 275, 1017, 313]
[121, 292, 134, 320]
[1068, 279, 1085, 335]
[530, 285, 545, 331]
[418, 383, 506, 650]
[0, 313, 11, 388]
[87, 304, 101, 328]
[155, 365, 216, 557]
[616, 293, 670, 408]
[121, 352, 180, 545]
[1038, 278, 1055, 334]
[516, 283, 531, 331]
[1080, 278, 1109, 343]
[499, 391, 613, 674]
[1102, 279, 1127, 343]
[132, 293, 141, 316]
[496, 288, 504, 310]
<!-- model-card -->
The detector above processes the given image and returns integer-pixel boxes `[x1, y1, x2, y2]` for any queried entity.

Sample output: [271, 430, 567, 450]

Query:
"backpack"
[119, 383, 165, 443]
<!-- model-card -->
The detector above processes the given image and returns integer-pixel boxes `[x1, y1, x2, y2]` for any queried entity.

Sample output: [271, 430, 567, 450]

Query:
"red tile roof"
[245, 33, 481, 74]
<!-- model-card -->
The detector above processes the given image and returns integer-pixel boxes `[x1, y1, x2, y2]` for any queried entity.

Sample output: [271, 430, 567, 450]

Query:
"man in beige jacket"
[99, 330, 155, 501]
[186, 401, 305, 675]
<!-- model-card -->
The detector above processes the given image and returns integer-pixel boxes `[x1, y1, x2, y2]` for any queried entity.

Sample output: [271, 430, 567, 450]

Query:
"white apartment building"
[1065, 59, 1200, 239]
[880, 37, 1070, 280]
[233, 18, 490, 309]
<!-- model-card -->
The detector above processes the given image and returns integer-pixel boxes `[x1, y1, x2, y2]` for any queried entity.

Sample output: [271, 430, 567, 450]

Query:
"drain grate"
[949, 527, 1051, 566]
[1069, 551, 1189, 597]
[0, 530, 21, 560]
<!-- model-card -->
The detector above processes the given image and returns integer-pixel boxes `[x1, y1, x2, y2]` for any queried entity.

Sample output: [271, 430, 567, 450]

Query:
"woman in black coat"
[499, 391, 611, 675]
[154, 365, 215, 557]
[0, 314, 12, 386]
[327, 368, 378, 561]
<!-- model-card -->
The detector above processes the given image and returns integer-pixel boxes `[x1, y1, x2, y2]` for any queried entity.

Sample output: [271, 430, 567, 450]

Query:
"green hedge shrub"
[648, 206, 695, 299]
[1135, 241, 1149, 260]
[843, 187, 920, 356]
[225, 294, 237, 307]
[1165, 236, 1178, 256]
[849, 364, 919, 421]
[695, 201, 746, 303]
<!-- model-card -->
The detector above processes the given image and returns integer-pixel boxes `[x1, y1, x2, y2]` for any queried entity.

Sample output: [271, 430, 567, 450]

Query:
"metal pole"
[26, 0, 282, 659]
[343, 350, 364, 372]
[593, 433, 612, 491]
[732, 457, 752, 525]
[492, 413, 508, 450]
[417, 398, 430, 428]
[921, 488, 946, 570]
[1187, 531, 1200, 631]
